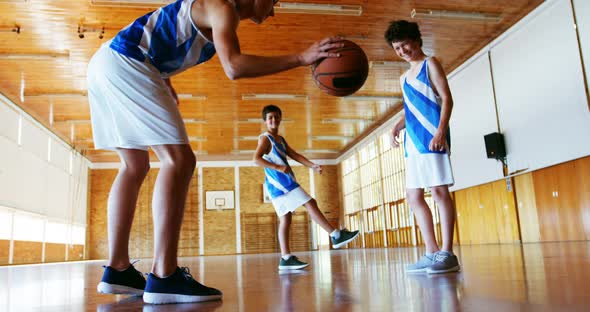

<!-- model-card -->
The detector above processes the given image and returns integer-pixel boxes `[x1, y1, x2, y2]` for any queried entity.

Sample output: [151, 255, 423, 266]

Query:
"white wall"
[0, 94, 89, 229]
[573, 0, 590, 97]
[490, 0, 590, 173]
[448, 54, 504, 191]
[444, 0, 590, 190]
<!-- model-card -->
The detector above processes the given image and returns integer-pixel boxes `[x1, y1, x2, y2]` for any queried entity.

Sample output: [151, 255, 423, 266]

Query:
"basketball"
[311, 40, 369, 97]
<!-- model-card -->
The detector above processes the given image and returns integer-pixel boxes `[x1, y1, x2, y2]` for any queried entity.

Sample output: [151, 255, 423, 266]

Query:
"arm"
[208, 3, 343, 80]
[427, 57, 453, 151]
[391, 114, 405, 148]
[285, 143, 322, 175]
[164, 78, 178, 104]
[253, 136, 292, 174]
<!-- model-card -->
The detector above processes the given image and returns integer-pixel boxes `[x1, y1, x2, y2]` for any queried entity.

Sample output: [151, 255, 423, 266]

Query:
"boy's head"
[384, 20, 422, 47]
[384, 20, 423, 61]
[262, 104, 282, 121]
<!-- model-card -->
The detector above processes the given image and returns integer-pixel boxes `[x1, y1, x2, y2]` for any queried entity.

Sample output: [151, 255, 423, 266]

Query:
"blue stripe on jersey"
[262, 133, 300, 198]
[404, 101, 446, 155]
[403, 80, 440, 128]
[198, 42, 216, 64]
[267, 135, 290, 166]
[109, 0, 217, 76]
[110, 12, 153, 62]
[148, 1, 195, 73]
[404, 102, 431, 154]
[415, 59, 430, 87]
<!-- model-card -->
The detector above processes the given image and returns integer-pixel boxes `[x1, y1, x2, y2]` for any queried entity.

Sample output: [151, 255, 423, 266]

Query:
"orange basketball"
[311, 40, 369, 97]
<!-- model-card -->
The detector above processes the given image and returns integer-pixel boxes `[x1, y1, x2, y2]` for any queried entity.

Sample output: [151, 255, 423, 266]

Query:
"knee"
[430, 187, 449, 202]
[162, 149, 196, 175]
[406, 191, 421, 206]
[121, 159, 150, 179]
[280, 213, 292, 226]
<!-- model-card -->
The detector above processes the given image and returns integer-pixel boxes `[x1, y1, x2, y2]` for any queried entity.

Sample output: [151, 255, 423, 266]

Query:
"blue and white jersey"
[402, 58, 451, 157]
[261, 132, 300, 199]
[110, 0, 216, 77]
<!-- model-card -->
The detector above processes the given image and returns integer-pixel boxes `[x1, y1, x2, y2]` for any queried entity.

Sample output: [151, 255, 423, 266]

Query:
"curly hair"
[384, 20, 422, 47]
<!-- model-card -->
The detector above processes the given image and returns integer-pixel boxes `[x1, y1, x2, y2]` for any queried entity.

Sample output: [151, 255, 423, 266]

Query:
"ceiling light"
[342, 95, 402, 101]
[241, 93, 308, 100]
[0, 52, 70, 60]
[322, 118, 373, 124]
[237, 118, 294, 123]
[303, 149, 339, 154]
[0, 0, 28, 3]
[53, 119, 91, 124]
[24, 91, 87, 98]
[369, 61, 408, 68]
[275, 2, 362, 16]
[310, 135, 353, 141]
[177, 94, 207, 100]
[238, 136, 259, 141]
[336, 33, 368, 41]
[90, 0, 172, 8]
[78, 24, 105, 39]
[231, 150, 256, 155]
[411, 8, 502, 22]
[183, 118, 208, 124]
[189, 136, 207, 142]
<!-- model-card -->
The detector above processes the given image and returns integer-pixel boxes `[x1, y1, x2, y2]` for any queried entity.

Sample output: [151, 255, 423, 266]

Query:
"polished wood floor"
[1, 242, 589, 311]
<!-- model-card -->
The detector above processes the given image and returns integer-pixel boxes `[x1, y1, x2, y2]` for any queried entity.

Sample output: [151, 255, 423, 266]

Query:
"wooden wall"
[202, 167, 236, 255]
[87, 164, 339, 259]
[454, 155, 590, 245]
[12, 241, 42, 264]
[88, 169, 200, 259]
[454, 179, 520, 245]
[0, 240, 9, 265]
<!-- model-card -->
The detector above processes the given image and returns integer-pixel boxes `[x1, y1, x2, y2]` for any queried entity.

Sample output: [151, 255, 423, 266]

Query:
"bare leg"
[407, 188, 439, 254]
[107, 148, 150, 270]
[278, 213, 292, 256]
[431, 185, 455, 252]
[150, 144, 196, 277]
[303, 199, 335, 233]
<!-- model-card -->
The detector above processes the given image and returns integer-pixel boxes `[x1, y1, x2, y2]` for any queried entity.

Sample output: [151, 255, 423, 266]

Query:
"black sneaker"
[97, 263, 146, 296]
[143, 267, 222, 304]
[331, 229, 360, 249]
[278, 255, 309, 270]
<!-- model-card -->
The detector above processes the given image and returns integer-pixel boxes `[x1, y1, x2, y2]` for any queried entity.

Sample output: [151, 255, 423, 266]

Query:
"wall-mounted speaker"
[484, 132, 506, 159]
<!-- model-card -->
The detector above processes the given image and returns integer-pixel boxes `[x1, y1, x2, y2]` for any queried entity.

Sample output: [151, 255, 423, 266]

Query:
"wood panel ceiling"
[0, 0, 542, 162]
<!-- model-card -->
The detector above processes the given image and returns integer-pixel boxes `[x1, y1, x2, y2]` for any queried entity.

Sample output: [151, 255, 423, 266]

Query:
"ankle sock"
[329, 230, 341, 239]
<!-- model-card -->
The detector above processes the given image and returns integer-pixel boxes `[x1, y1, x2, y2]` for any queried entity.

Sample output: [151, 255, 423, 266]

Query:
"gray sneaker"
[406, 254, 435, 273]
[427, 251, 460, 274]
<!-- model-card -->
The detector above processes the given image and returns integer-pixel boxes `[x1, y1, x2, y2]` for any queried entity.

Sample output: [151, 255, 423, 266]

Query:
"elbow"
[225, 68, 239, 80]
[223, 60, 244, 80]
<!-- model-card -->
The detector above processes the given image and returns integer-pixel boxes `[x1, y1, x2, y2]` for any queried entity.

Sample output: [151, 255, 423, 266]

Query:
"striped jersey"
[260, 132, 300, 199]
[109, 0, 216, 77]
[402, 57, 451, 157]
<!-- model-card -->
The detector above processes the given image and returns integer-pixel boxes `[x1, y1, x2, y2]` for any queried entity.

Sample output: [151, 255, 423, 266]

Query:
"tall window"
[342, 155, 360, 215]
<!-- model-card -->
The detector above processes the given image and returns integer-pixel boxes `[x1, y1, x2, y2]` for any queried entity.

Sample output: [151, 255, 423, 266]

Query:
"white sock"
[282, 254, 293, 260]
[330, 230, 341, 239]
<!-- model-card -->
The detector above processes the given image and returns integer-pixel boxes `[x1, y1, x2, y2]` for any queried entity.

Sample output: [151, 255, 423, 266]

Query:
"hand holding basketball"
[311, 39, 369, 96]
[298, 36, 344, 66]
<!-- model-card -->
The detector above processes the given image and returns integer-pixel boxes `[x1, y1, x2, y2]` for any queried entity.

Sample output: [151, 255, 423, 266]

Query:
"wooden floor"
[1, 242, 589, 311]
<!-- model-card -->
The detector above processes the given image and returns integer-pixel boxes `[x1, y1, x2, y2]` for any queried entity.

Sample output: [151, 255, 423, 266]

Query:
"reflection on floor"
[1, 242, 589, 311]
